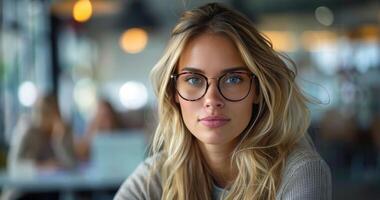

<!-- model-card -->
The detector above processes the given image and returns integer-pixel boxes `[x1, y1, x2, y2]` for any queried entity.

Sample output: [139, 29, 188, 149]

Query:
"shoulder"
[114, 154, 162, 200]
[277, 135, 332, 200]
[10, 117, 40, 149]
[284, 135, 329, 174]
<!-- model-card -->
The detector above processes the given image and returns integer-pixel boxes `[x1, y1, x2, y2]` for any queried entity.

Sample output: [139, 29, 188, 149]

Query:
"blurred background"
[0, 0, 379, 199]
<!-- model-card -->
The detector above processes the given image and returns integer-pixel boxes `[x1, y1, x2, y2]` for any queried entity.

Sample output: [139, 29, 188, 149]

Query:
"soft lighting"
[354, 43, 380, 73]
[311, 44, 339, 75]
[119, 81, 148, 110]
[262, 31, 296, 52]
[315, 6, 334, 26]
[73, 78, 97, 117]
[73, 0, 93, 23]
[119, 28, 148, 54]
[301, 31, 337, 51]
[18, 81, 38, 107]
[358, 25, 380, 42]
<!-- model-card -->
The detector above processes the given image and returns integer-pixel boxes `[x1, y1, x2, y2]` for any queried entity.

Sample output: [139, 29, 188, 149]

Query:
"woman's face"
[176, 33, 257, 148]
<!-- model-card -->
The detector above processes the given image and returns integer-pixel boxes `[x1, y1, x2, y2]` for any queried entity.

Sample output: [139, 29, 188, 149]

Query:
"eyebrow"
[180, 66, 250, 74]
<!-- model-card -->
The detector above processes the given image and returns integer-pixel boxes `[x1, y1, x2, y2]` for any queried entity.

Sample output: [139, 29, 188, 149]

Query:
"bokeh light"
[315, 6, 334, 26]
[119, 81, 148, 110]
[18, 81, 38, 107]
[262, 31, 296, 52]
[73, 0, 93, 23]
[119, 28, 148, 54]
[73, 78, 97, 117]
[301, 31, 337, 51]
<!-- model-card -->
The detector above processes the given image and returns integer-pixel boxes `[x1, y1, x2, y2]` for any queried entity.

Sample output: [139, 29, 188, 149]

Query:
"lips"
[198, 116, 230, 128]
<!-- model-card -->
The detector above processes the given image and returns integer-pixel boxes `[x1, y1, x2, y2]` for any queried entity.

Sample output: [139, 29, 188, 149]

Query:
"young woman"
[115, 3, 331, 200]
[8, 94, 76, 173]
[4, 94, 76, 199]
[75, 98, 124, 161]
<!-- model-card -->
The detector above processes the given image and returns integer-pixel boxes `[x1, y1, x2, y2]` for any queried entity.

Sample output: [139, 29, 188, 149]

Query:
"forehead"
[178, 33, 247, 74]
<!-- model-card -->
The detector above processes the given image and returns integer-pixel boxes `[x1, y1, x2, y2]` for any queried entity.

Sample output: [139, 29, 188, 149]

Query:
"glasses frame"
[171, 71, 255, 102]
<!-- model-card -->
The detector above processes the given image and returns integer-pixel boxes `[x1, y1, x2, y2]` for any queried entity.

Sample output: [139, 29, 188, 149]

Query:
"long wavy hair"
[149, 3, 310, 200]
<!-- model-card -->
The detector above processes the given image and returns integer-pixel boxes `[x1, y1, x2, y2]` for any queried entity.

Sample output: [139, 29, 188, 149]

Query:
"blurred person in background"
[8, 93, 76, 173]
[4, 93, 76, 200]
[75, 98, 124, 162]
[115, 3, 331, 200]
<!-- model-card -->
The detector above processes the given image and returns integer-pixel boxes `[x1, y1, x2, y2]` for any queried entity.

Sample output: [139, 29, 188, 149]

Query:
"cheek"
[233, 102, 253, 126]
[178, 99, 197, 122]
[231, 95, 255, 130]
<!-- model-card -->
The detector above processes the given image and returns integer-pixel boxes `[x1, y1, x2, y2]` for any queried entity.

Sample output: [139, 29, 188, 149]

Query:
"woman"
[8, 94, 76, 174]
[5, 94, 76, 200]
[75, 98, 123, 161]
[115, 3, 331, 200]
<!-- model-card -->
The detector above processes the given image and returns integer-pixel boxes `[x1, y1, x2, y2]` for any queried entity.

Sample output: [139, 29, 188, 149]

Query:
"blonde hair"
[149, 3, 310, 200]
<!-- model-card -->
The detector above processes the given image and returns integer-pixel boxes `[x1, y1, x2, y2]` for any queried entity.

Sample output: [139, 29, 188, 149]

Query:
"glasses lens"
[176, 73, 207, 100]
[219, 72, 252, 101]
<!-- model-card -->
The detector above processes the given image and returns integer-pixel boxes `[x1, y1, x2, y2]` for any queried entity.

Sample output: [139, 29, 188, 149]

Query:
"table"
[1, 131, 147, 200]
[0, 166, 131, 200]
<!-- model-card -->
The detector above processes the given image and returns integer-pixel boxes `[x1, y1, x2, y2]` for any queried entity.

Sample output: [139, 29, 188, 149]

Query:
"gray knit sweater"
[114, 136, 332, 200]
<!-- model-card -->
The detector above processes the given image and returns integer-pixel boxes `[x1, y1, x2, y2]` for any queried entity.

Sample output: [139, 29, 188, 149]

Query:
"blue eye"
[225, 75, 242, 84]
[185, 76, 203, 86]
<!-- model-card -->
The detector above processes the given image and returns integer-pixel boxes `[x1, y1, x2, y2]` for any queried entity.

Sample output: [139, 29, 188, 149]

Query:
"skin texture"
[176, 33, 257, 187]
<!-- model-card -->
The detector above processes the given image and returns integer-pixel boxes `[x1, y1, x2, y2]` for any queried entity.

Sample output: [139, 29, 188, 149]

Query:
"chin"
[196, 130, 234, 146]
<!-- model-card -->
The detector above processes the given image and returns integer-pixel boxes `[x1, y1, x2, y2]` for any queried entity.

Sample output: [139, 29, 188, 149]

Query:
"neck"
[198, 140, 238, 188]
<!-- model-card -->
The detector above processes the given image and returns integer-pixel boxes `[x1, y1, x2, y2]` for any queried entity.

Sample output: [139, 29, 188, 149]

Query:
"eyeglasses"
[171, 71, 255, 102]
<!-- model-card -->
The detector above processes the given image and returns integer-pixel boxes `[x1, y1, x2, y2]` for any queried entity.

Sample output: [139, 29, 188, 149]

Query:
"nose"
[203, 80, 224, 109]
